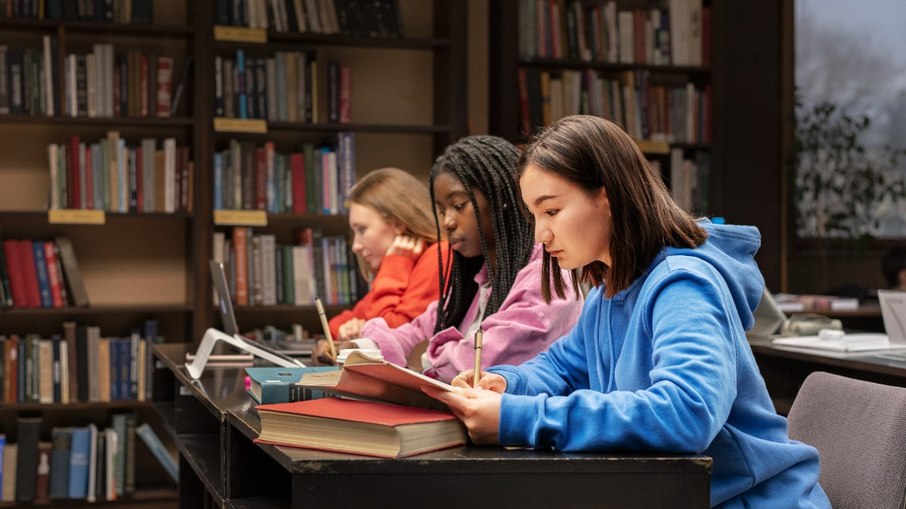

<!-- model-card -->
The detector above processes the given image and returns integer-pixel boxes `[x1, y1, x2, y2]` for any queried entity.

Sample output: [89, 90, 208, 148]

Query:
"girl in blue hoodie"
[425, 116, 829, 508]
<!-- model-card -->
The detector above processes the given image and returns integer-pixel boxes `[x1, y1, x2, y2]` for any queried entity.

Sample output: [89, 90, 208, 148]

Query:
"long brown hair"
[519, 115, 707, 300]
[347, 167, 437, 280]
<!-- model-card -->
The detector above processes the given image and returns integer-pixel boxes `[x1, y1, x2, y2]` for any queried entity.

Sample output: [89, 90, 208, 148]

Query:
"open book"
[297, 350, 458, 409]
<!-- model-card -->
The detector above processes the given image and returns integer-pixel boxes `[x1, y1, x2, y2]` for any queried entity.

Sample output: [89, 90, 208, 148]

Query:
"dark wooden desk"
[152, 343, 712, 509]
[750, 338, 906, 414]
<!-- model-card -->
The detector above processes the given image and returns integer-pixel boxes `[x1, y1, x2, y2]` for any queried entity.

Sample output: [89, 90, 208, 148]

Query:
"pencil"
[472, 328, 483, 387]
[315, 297, 337, 359]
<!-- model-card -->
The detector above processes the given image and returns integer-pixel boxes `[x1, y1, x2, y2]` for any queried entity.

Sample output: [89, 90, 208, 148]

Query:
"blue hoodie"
[489, 222, 830, 508]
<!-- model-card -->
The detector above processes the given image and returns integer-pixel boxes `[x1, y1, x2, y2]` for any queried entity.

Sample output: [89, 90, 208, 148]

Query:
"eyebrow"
[532, 195, 558, 207]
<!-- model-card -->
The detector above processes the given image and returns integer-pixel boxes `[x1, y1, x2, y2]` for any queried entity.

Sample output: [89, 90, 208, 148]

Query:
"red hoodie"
[329, 241, 448, 339]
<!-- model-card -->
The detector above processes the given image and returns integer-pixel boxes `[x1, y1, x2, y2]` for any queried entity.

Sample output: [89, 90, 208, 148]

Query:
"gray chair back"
[787, 371, 906, 509]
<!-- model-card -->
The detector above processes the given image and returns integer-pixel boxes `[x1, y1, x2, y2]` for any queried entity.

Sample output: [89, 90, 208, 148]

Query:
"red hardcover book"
[17, 240, 42, 308]
[156, 56, 174, 118]
[3, 239, 27, 307]
[233, 227, 249, 306]
[290, 152, 306, 213]
[43, 241, 64, 307]
[254, 398, 466, 458]
[338, 65, 351, 123]
[3, 334, 18, 402]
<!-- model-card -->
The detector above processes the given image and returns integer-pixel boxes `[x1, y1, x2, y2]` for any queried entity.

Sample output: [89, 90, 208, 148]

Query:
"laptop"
[208, 260, 301, 365]
[770, 290, 906, 353]
[746, 288, 788, 341]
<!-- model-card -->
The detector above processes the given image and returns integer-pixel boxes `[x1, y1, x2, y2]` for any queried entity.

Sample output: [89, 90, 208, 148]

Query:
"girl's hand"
[386, 234, 424, 258]
[422, 386, 502, 445]
[451, 370, 507, 393]
[337, 318, 367, 341]
[310, 339, 355, 366]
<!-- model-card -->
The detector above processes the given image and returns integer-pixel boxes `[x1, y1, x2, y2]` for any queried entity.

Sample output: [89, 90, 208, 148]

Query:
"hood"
[663, 220, 764, 331]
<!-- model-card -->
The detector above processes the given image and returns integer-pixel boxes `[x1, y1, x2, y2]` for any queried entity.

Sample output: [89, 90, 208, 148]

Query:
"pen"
[315, 297, 337, 359]
[473, 328, 483, 387]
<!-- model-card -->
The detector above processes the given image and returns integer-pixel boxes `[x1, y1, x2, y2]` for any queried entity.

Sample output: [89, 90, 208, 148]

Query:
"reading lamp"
[185, 260, 306, 380]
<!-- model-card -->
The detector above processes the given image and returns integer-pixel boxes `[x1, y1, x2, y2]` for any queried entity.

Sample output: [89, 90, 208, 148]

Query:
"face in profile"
[520, 164, 613, 269]
[433, 171, 494, 260]
[348, 202, 400, 271]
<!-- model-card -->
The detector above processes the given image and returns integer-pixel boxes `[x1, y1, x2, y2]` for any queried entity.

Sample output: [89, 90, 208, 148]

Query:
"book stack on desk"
[254, 350, 467, 458]
[774, 293, 860, 313]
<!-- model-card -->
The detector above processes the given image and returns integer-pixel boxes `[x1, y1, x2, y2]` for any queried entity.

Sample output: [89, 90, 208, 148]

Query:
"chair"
[787, 371, 906, 509]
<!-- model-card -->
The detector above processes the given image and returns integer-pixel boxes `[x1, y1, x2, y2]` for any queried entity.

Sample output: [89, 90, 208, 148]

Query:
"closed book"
[245, 366, 337, 404]
[255, 398, 467, 458]
[50, 427, 73, 500]
[35, 441, 52, 503]
[55, 236, 89, 307]
[135, 423, 177, 483]
[2, 443, 16, 502]
[15, 416, 41, 503]
[68, 426, 91, 499]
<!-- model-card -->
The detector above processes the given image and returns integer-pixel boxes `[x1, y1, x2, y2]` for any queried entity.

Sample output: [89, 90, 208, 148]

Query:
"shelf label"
[634, 139, 670, 155]
[213, 117, 268, 134]
[213, 25, 267, 43]
[214, 210, 268, 226]
[48, 209, 106, 225]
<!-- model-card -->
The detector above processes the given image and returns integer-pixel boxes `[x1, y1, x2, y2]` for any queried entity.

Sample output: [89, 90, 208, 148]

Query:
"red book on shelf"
[290, 152, 306, 213]
[156, 56, 174, 118]
[17, 240, 42, 308]
[256, 147, 267, 210]
[43, 241, 64, 308]
[2, 239, 27, 307]
[3, 334, 18, 402]
[254, 398, 466, 458]
[233, 227, 250, 306]
[338, 65, 352, 123]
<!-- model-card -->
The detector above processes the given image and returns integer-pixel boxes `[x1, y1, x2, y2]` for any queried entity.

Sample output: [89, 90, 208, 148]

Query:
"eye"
[544, 209, 559, 216]
[453, 202, 467, 211]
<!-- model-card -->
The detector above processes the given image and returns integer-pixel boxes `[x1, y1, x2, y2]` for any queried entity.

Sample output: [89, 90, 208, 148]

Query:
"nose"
[351, 237, 364, 253]
[535, 223, 553, 245]
[443, 212, 457, 233]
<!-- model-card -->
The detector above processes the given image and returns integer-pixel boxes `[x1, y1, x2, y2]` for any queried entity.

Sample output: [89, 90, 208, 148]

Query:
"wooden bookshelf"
[488, 0, 785, 288]
[0, 1, 466, 503]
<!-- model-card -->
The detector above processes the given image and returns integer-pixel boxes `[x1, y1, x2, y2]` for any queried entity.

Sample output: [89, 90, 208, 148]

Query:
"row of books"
[216, 50, 351, 124]
[0, 320, 159, 404]
[519, 0, 708, 67]
[213, 133, 354, 215]
[0, 41, 187, 118]
[667, 148, 710, 214]
[0, 237, 88, 310]
[774, 293, 861, 313]
[0, 0, 153, 24]
[215, 227, 361, 307]
[48, 133, 194, 213]
[519, 67, 711, 144]
[0, 414, 176, 504]
[216, 0, 404, 38]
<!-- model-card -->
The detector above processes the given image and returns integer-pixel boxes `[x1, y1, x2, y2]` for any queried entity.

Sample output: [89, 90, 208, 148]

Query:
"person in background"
[313, 135, 583, 383]
[882, 246, 906, 291]
[427, 116, 829, 508]
[327, 168, 448, 341]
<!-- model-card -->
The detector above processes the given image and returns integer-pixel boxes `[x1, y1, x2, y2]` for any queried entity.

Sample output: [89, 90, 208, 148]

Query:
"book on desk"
[255, 398, 467, 458]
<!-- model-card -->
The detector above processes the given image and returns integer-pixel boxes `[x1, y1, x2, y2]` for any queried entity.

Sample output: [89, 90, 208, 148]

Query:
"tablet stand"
[185, 327, 305, 380]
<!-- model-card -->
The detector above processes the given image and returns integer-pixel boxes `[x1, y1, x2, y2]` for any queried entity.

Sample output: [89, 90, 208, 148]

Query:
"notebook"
[771, 290, 906, 352]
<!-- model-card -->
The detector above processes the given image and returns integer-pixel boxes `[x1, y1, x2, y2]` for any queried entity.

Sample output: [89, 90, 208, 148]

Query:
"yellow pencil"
[315, 297, 337, 359]
[472, 328, 483, 387]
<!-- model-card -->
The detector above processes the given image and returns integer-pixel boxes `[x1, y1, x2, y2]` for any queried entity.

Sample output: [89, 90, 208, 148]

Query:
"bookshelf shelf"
[264, 121, 452, 134]
[0, 304, 193, 315]
[176, 434, 226, 500]
[0, 114, 195, 127]
[218, 33, 450, 50]
[0, 400, 157, 412]
[0, 19, 194, 36]
[518, 59, 712, 76]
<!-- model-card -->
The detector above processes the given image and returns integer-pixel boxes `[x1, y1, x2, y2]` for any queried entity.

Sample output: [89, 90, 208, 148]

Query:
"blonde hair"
[347, 168, 437, 280]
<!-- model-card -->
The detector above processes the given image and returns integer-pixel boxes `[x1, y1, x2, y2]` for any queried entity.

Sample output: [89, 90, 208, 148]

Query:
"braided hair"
[429, 135, 535, 333]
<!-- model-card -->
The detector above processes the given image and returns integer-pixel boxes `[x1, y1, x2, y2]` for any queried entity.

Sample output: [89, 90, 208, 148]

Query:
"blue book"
[32, 241, 52, 308]
[135, 423, 177, 483]
[0, 434, 5, 492]
[68, 426, 91, 499]
[50, 427, 72, 500]
[245, 366, 338, 404]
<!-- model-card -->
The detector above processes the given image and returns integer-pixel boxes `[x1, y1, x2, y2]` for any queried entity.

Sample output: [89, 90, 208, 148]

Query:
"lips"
[448, 236, 464, 250]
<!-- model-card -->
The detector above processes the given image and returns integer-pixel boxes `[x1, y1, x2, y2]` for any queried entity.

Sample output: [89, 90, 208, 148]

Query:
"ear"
[390, 218, 406, 235]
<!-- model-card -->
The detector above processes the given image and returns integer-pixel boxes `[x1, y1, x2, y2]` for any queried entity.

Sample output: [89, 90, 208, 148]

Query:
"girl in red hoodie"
[327, 168, 448, 341]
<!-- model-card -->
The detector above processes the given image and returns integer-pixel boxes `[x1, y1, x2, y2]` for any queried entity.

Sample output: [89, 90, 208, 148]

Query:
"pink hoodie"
[360, 244, 583, 382]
